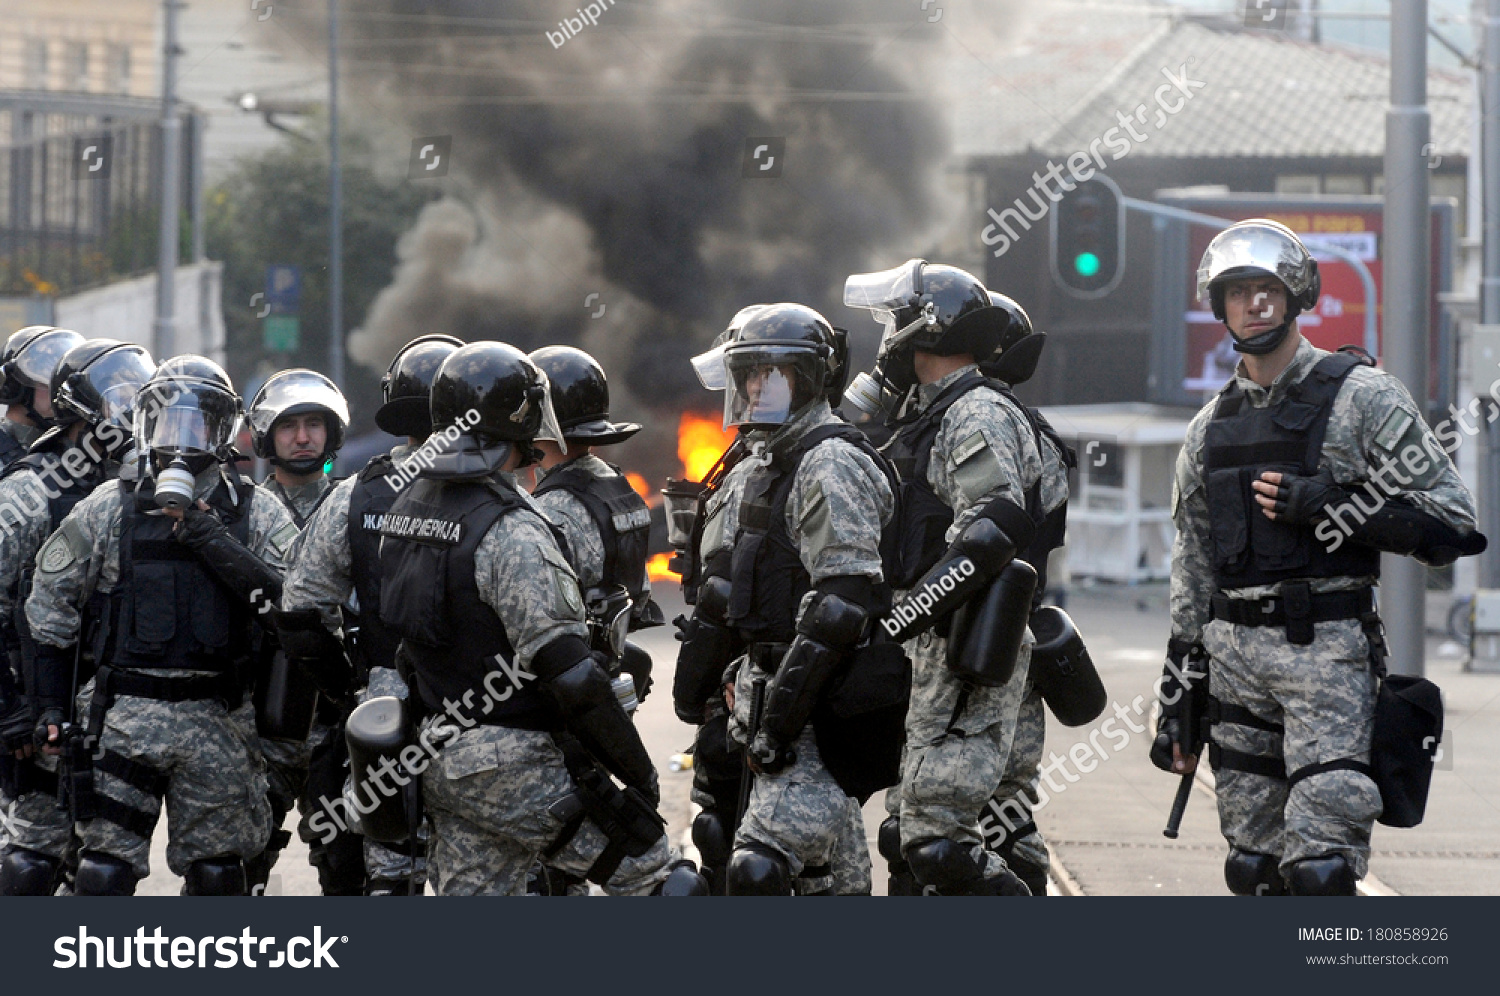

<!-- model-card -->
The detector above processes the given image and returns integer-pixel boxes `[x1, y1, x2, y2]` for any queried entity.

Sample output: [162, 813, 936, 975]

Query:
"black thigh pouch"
[814, 641, 911, 804]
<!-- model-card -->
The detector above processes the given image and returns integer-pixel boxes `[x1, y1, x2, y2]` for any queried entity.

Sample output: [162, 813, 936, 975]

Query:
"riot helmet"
[690, 304, 772, 393]
[842, 260, 1004, 415]
[528, 345, 641, 446]
[976, 291, 1045, 386]
[427, 341, 566, 476]
[134, 355, 242, 495]
[704, 303, 845, 430]
[248, 368, 350, 474]
[51, 339, 156, 458]
[0, 326, 87, 427]
[1197, 219, 1320, 355]
[376, 334, 464, 438]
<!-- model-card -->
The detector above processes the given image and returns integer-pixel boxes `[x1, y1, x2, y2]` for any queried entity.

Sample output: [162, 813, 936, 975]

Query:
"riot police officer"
[25, 356, 297, 895]
[844, 260, 1068, 896]
[0, 339, 154, 894]
[1159, 220, 1484, 895]
[0, 327, 85, 470]
[371, 341, 703, 895]
[278, 334, 463, 895]
[244, 367, 358, 894]
[686, 304, 898, 896]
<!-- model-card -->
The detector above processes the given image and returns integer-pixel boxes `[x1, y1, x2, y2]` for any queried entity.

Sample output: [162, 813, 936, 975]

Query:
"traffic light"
[1050, 175, 1125, 298]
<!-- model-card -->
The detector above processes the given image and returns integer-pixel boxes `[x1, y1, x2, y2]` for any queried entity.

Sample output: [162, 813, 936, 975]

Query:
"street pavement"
[135, 581, 1499, 896]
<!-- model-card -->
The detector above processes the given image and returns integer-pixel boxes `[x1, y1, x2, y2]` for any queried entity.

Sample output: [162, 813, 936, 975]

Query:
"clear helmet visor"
[843, 259, 924, 312]
[248, 370, 351, 436]
[60, 347, 156, 428]
[691, 344, 727, 391]
[15, 329, 85, 386]
[135, 381, 240, 457]
[531, 368, 568, 452]
[722, 345, 820, 429]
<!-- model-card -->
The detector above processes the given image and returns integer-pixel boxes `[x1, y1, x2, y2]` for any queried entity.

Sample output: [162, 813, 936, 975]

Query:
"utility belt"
[1210, 582, 1375, 646]
[541, 732, 665, 885]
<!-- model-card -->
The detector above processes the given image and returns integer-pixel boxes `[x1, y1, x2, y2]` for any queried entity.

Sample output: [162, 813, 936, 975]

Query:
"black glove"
[1150, 637, 1205, 773]
[276, 608, 354, 707]
[1, 693, 36, 754]
[32, 706, 65, 753]
[745, 730, 795, 775]
[1261, 468, 1345, 525]
[172, 506, 229, 549]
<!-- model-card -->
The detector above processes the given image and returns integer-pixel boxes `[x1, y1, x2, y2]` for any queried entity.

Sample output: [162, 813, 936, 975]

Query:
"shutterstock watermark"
[980, 63, 1206, 257]
[381, 407, 482, 493]
[53, 927, 344, 969]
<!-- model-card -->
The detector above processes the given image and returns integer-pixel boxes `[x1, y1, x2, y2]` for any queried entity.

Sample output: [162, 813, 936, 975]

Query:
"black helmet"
[428, 341, 566, 475]
[528, 345, 641, 446]
[976, 292, 1045, 387]
[0, 326, 87, 424]
[702, 303, 845, 429]
[134, 355, 242, 476]
[247, 368, 350, 473]
[842, 260, 1006, 411]
[51, 338, 156, 433]
[376, 334, 464, 437]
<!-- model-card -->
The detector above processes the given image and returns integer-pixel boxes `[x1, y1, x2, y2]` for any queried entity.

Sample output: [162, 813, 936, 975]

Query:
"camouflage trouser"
[1202, 617, 1381, 879]
[420, 721, 674, 896]
[76, 680, 272, 879]
[984, 685, 1050, 877]
[896, 629, 1031, 877]
[1, 755, 73, 862]
[728, 658, 871, 891]
[358, 668, 425, 890]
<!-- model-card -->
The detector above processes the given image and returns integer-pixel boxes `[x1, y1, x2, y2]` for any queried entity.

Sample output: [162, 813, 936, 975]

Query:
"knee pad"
[725, 843, 792, 896]
[877, 816, 903, 865]
[74, 852, 139, 896]
[654, 859, 711, 896]
[184, 856, 248, 896]
[906, 838, 985, 895]
[691, 809, 733, 870]
[0, 848, 61, 896]
[1224, 849, 1287, 897]
[1286, 855, 1356, 896]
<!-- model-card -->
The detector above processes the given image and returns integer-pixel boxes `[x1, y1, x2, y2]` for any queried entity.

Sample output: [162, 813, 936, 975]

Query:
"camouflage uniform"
[279, 456, 426, 890]
[1171, 338, 1479, 879]
[260, 476, 333, 530]
[0, 417, 38, 472]
[25, 477, 298, 879]
[710, 400, 893, 892]
[984, 687, 1049, 881]
[892, 364, 1068, 870]
[411, 471, 675, 896]
[0, 455, 90, 867]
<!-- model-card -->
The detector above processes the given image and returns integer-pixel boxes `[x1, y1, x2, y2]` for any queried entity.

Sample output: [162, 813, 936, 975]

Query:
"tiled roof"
[953, 5, 1472, 160]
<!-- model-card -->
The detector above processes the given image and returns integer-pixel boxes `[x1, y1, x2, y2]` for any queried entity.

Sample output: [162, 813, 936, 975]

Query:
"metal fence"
[0, 112, 198, 297]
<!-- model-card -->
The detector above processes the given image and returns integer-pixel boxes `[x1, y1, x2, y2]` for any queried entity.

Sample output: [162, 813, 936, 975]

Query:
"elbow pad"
[759, 589, 870, 746]
[672, 575, 742, 724]
[177, 517, 283, 624]
[885, 515, 1022, 643]
[1343, 499, 1488, 566]
[534, 635, 658, 799]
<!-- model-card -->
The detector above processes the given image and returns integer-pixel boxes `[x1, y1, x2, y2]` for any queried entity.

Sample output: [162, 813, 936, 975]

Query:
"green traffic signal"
[1073, 252, 1101, 277]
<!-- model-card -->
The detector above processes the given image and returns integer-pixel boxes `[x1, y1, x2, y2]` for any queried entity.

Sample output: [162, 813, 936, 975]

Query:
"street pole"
[1383, 0, 1432, 677]
[1480, 0, 1500, 590]
[154, 0, 183, 359]
[328, 0, 345, 389]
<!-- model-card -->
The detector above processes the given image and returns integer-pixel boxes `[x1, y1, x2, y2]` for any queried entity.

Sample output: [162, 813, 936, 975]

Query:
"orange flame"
[646, 552, 677, 582]
[678, 412, 735, 483]
[625, 472, 658, 507]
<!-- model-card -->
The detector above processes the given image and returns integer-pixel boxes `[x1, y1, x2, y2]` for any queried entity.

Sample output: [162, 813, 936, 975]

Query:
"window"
[66, 41, 89, 90]
[1275, 175, 1319, 195]
[24, 38, 49, 89]
[107, 44, 131, 93]
[1322, 174, 1366, 195]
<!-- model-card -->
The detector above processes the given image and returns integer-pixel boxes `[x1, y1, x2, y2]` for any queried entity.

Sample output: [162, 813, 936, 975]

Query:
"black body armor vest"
[346, 453, 401, 675]
[882, 372, 1073, 596]
[532, 460, 652, 605]
[726, 423, 899, 644]
[1203, 349, 1380, 589]
[378, 476, 562, 731]
[102, 475, 257, 672]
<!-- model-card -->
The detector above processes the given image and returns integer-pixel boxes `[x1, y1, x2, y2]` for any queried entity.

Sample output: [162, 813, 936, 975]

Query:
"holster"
[1028, 605, 1107, 727]
[548, 733, 666, 884]
[1371, 673, 1444, 828]
[254, 647, 319, 743]
[59, 725, 97, 822]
